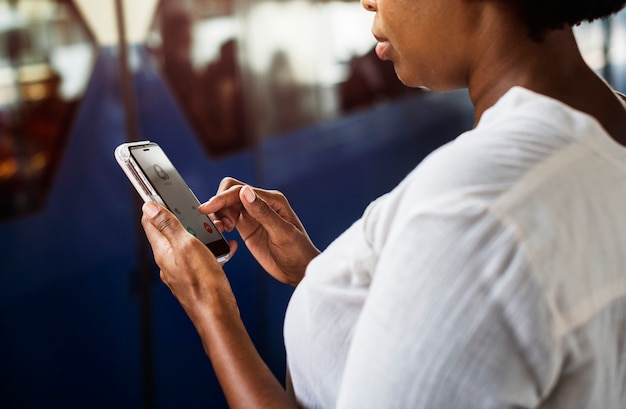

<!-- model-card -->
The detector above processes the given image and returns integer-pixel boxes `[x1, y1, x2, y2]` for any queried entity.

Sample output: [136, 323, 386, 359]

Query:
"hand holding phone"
[115, 141, 231, 263]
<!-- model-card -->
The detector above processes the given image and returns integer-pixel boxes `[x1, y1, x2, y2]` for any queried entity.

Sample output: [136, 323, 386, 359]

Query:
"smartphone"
[115, 141, 231, 263]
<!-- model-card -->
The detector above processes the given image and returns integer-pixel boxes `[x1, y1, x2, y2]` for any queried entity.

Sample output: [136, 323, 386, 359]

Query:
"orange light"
[0, 158, 18, 180]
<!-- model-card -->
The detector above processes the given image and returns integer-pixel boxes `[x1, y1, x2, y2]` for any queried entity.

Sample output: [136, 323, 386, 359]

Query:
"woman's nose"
[361, 0, 377, 12]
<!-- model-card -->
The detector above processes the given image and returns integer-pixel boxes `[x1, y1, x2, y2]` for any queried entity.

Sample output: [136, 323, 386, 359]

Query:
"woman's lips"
[375, 41, 391, 61]
[373, 33, 390, 60]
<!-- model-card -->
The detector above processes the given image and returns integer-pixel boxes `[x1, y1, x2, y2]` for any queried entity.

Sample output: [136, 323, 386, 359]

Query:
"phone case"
[114, 141, 167, 207]
[114, 141, 231, 264]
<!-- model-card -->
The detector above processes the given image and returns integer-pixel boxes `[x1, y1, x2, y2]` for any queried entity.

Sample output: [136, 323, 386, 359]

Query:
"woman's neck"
[467, 27, 626, 146]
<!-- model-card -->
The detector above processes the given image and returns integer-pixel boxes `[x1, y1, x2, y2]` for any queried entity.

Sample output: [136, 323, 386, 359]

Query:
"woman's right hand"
[199, 177, 320, 286]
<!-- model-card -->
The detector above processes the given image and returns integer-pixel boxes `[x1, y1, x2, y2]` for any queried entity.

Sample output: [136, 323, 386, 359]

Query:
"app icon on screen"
[153, 164, 170, 180]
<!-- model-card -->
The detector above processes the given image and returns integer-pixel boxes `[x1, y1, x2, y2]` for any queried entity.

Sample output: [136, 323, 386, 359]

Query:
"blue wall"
[0, 45, 473, 408]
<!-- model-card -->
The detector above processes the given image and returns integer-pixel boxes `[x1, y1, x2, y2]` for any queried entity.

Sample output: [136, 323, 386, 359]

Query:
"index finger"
[217, 177, 245, 193]
[198, 183, 244, 214]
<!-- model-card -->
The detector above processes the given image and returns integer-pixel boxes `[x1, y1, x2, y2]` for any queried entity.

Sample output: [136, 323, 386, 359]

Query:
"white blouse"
[283, 87, 626, 408]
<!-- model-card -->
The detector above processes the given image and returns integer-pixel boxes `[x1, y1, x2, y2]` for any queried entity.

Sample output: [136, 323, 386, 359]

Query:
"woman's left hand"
[140, 201, 238, 321]
[140, 201, 297, 409]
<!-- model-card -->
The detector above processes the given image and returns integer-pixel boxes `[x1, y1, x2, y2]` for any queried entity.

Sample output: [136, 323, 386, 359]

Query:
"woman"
[141, 0, 626, 407]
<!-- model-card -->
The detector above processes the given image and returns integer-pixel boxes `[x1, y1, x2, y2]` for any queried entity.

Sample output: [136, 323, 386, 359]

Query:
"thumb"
[142, 201, 187, 244]
[239, 185, 286, 236]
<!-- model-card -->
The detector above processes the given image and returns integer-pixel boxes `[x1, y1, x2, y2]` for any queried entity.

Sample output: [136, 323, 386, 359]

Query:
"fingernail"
[242, 186, 256, 203]
[143, 201, 160, 218]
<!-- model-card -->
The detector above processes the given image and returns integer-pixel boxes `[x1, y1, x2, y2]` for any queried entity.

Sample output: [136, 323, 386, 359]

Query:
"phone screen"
[128, 143, 230, 259]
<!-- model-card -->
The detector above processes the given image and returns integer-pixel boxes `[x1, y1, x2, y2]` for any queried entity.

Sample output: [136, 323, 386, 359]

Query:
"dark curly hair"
[509, 0, 626, 40]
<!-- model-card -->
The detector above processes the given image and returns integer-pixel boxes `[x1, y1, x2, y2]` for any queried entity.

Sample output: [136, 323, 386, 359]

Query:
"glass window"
[575, 9, 626, 90]
[0, 0, 96, 221]
[148, 0, 247, 157]
[148, 0, 423, 157]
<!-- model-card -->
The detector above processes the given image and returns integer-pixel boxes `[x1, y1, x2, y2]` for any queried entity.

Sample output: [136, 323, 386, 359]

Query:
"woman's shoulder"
[399, 87, 591, 202]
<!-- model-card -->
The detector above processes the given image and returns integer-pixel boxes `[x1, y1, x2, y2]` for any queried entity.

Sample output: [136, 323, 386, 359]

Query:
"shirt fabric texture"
[283, 87, 626, 408]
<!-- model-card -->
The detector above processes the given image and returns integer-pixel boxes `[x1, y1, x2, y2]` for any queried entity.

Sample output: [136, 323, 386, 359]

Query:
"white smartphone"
[115, 141, 231, 263]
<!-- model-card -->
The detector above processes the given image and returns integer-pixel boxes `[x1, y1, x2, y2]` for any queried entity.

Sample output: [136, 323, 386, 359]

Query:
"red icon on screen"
[203, 222, 213, 233]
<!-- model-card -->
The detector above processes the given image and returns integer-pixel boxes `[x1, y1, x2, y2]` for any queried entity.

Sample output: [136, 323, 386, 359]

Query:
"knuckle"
[265, 189, 291, 209]
[174, 230, 201, 254]
[180, 234, 196, 250]
[219, 177, 240, 192]
[156, 212, 176, 233]
[268, 189, 287, 202]
[258, 199, 274, 217]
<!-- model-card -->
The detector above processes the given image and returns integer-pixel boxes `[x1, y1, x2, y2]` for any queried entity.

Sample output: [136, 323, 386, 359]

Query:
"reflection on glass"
[0, 0, 96, 222]
[149, 0, 247, 157]
[340, 47, 421, 113]
[575, 9, 626, 91]
[149, 0, 423, 155]
[239, 0, 423, 136]
[150, 0, 626, 157]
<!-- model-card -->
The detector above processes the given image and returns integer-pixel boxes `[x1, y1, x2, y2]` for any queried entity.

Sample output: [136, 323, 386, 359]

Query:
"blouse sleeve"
[335, 201, 559, 408]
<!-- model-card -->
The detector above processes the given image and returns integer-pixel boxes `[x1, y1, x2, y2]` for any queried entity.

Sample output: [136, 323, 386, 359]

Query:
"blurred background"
[0, 0, 623, 407]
